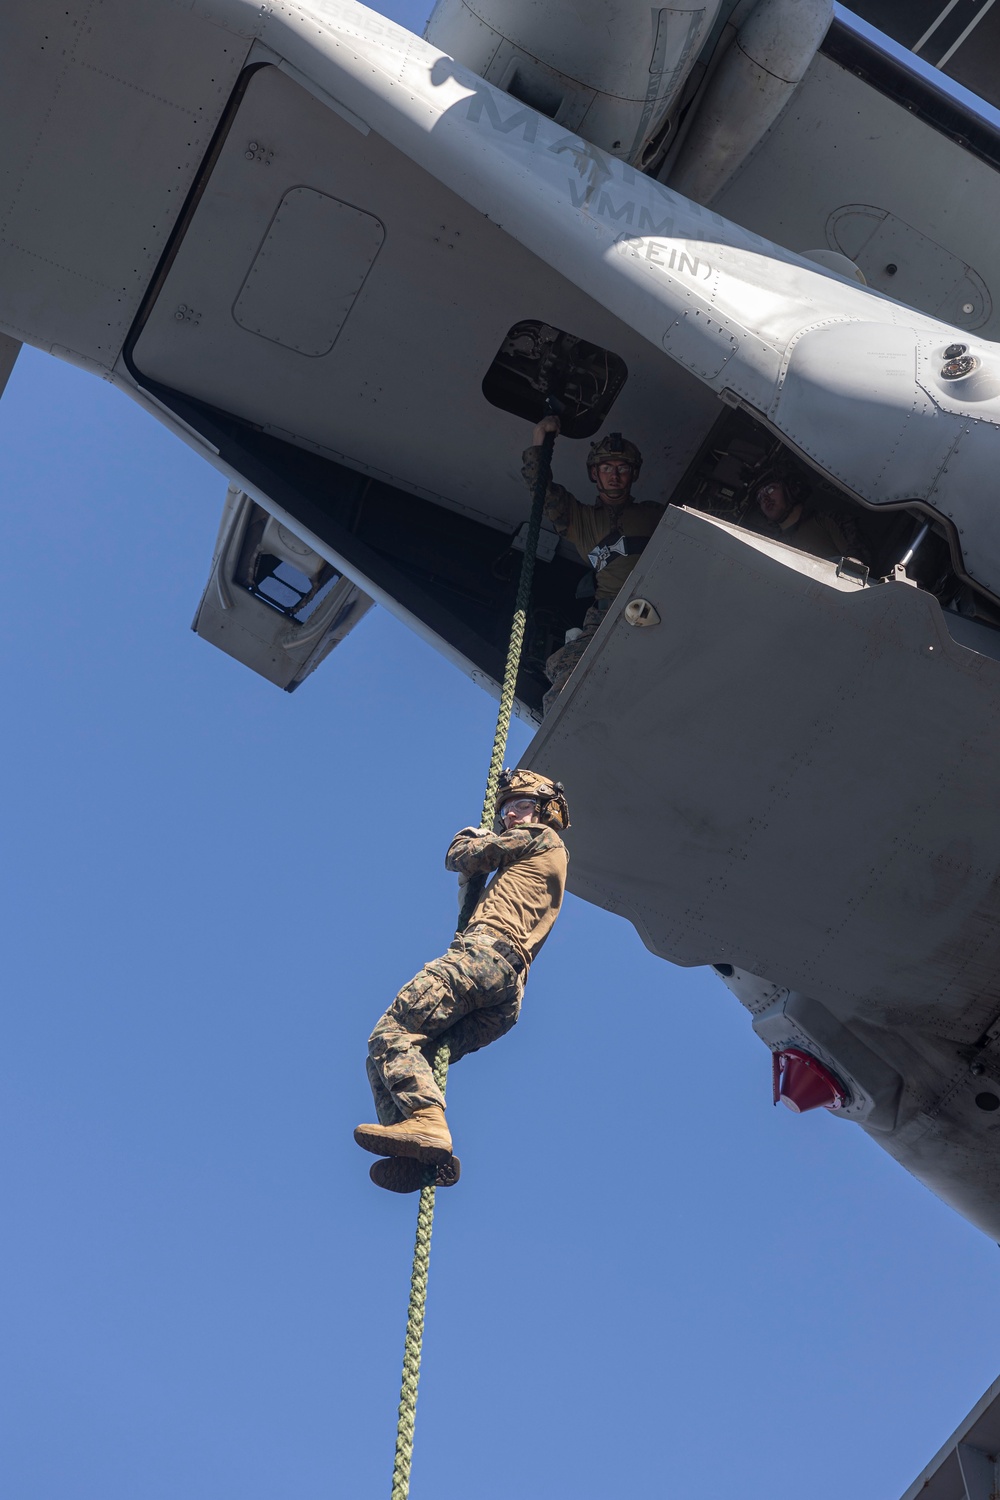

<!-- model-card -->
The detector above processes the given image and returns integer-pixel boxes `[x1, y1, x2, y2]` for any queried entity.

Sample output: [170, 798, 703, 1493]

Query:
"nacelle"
[424, 0, 723, 166]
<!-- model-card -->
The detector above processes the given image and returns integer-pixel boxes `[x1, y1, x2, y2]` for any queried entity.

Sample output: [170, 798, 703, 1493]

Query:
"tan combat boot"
[353, 1104, 453, 1164]
[369, 1155, 461, 1193]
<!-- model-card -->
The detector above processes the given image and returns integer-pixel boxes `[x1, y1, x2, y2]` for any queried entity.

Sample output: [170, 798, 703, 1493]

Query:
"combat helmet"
[587, 432, 643, 482]
[495, 768, 570, 831]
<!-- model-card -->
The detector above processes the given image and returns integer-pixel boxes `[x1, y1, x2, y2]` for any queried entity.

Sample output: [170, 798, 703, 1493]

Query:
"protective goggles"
[499, 797, 539, 821]
[756, 481, 786, 502]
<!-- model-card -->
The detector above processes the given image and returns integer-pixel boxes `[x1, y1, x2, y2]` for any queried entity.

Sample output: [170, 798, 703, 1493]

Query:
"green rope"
[389, 426, 556, 1500]
[470, 429, 556, 837]
[390, 1040, 450, 1500]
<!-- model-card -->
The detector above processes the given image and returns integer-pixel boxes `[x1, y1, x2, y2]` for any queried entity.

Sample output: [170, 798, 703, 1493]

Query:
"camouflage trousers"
[366, 931, 525, 1124]
[543, 598, 611, 715]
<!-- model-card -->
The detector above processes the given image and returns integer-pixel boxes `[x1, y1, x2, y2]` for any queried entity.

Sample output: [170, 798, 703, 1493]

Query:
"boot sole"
[353, 1125, 453, 1165]
[370, 1156, 461, 1193]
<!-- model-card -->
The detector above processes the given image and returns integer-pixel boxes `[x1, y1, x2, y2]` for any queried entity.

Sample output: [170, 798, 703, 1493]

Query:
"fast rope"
[389, 424, 557, 1500]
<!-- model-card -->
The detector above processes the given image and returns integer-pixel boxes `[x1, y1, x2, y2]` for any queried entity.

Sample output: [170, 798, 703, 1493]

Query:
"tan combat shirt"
[445, 824, 568, 966]
[522, 445, 665, 601]
[773, 505, 869, 565]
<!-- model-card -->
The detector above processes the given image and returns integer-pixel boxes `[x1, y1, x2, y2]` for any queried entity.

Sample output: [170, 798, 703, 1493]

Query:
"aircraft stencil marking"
[613, 235, 714, 279]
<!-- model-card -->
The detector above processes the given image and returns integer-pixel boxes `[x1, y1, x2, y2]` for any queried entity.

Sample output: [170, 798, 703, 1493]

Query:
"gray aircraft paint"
[133, 1, 1000, 599]
[5, 0, 1000, 1239]
[527, 506, 1000, 1240]
[897, 1366, 1000, 1500]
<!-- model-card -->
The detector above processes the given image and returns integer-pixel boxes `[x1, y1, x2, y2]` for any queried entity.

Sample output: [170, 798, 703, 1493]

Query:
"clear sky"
[4, 5, 1000, 1499]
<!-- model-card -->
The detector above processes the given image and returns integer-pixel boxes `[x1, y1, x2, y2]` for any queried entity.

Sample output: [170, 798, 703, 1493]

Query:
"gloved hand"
[532, 413, 560, 446]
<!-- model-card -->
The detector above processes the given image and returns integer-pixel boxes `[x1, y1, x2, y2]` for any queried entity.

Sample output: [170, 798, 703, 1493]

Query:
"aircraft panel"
[530, 506, 1000, 1044]
[525, 504, 1000, 1234]
[712, 48, 1000, 338]
[190, 484, 375, 691]
[129, 63, 720, 538]
[0, 0, 247, 361]
[899, 1371, 1000, 1500]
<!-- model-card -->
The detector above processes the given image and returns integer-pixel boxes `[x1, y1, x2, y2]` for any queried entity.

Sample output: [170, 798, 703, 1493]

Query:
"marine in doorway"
[523, 417, 665, 715]
[750, 468, 870, 566]
[354, 770, 569, 1193]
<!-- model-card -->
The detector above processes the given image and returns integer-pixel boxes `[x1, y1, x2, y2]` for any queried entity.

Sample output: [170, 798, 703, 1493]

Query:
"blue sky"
[4, 5, 1000, 1498]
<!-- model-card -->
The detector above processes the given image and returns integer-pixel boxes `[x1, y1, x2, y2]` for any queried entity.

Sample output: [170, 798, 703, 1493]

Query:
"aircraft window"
[233, 502, 342, 622]
[253, 557, 314, 612]
[481, 319, 628, 438]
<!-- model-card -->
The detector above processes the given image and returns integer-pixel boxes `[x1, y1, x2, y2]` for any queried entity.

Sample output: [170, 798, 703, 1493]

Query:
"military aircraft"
[5, 0, 1000, 1268]
[900, 1369, 1000, 1500]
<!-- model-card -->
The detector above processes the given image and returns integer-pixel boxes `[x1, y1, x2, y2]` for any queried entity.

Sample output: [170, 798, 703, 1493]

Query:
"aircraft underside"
[5, 0, 1000, 1250]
